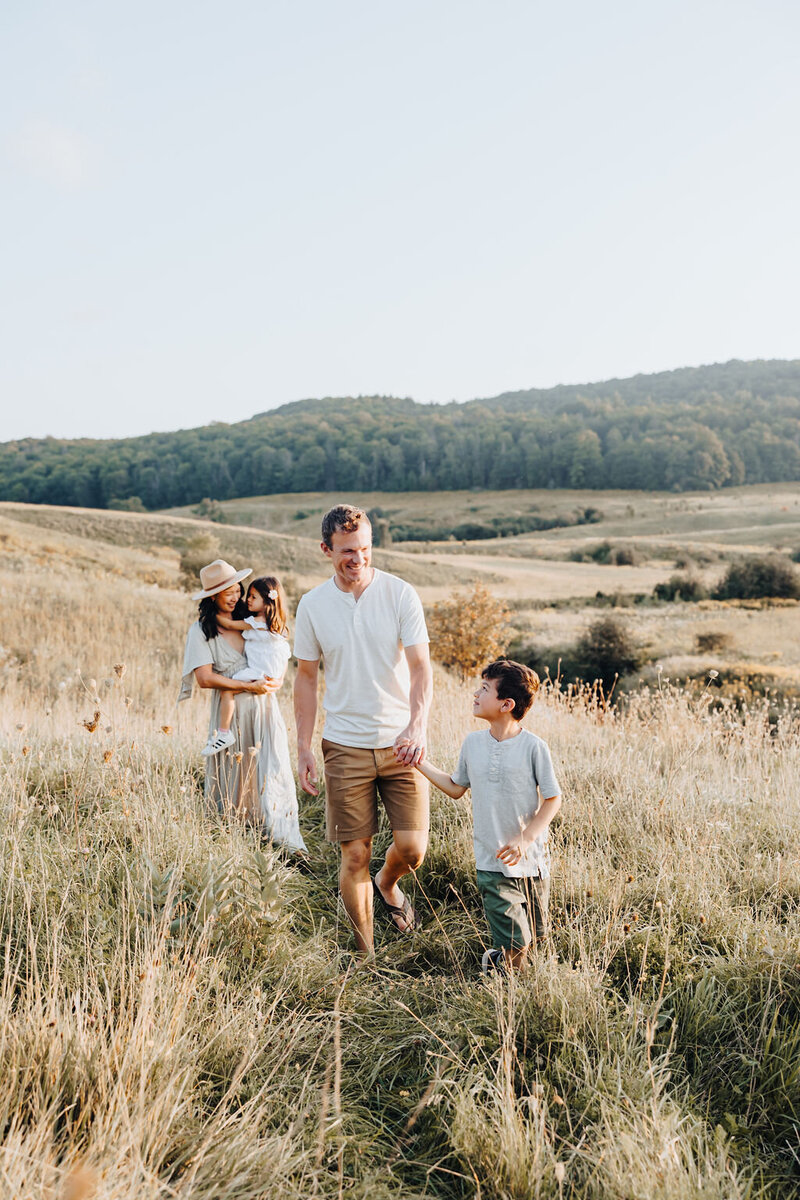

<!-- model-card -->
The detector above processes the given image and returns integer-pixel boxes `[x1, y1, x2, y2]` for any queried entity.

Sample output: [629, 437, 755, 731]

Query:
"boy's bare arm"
[415, 757, 467, 800]
[496, 794, 562, 866]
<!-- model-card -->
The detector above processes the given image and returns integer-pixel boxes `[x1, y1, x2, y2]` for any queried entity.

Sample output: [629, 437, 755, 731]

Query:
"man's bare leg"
[374, 829, 428, 933]
[339, 837, 374, 954]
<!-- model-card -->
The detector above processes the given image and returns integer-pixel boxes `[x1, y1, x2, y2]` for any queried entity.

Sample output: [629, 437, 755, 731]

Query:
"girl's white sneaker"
[201, 730, 235, 757]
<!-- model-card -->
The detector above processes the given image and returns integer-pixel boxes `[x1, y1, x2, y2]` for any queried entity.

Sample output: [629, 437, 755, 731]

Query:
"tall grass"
[2, 523, 799, 1196]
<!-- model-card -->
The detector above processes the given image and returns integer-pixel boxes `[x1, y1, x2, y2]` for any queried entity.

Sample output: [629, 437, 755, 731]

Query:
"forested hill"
[3, 359, 800, 510]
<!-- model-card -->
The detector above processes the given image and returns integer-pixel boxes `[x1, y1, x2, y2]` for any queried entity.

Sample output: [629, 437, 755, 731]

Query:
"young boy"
[415, 659, 561, 973]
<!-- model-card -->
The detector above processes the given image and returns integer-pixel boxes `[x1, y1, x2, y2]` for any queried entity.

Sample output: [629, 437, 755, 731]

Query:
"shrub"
[108, 495, 146, 512]
[654, 574, 709, 602]
[611, 546, 638, 566]
[178, 533, 221, 591]
[428, 584, 512, 680]
[574, 615, 641, 690]
[695, 630, 732, 653]
[712, 555, 800, 601]
[192, 497, 228, 523]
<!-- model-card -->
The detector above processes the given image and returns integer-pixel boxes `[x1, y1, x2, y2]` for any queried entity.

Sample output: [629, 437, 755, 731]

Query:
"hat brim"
[191, 567, 252, 601]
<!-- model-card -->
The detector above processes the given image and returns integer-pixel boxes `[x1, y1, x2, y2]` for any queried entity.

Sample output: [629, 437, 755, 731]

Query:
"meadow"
[1, 497, 799, 1198]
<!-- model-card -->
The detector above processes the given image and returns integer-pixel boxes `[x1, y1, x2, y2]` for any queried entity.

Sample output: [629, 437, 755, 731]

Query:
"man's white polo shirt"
[293, 568, 428, 749]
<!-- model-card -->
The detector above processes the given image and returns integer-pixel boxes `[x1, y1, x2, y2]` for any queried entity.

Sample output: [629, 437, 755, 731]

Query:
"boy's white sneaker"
[201, 730, 235, 757]
[481, 948, 506, 975]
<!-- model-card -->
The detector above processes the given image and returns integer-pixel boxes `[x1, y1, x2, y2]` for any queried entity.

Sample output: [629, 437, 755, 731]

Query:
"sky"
[2, 0, 799, 442]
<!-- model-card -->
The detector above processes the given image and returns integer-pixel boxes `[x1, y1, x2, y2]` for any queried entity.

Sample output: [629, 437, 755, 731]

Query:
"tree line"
[3, 359, 800, 509]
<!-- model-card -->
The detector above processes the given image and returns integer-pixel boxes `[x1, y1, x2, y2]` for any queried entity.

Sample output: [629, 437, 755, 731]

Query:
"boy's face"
[473, 676, 514, 721]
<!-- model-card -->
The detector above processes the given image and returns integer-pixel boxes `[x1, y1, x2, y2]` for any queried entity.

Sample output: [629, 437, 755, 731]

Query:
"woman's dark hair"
[198, 584, 246, 640]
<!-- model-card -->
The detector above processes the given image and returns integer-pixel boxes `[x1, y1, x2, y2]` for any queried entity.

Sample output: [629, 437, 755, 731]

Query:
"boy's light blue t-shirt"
[451, 728, 560, 879]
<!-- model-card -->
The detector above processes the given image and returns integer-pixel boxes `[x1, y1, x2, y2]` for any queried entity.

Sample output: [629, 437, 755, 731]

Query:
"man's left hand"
[394, 728, 426, 766]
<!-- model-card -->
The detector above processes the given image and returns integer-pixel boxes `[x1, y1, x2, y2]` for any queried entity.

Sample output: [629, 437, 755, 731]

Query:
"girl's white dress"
[232, 619, 293, 683]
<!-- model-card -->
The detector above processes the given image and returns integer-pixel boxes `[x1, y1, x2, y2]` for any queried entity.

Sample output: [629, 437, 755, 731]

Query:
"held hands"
[393, 727, 426, 767]
[246, 675, 281, 695]
[298, 748, 319, 796]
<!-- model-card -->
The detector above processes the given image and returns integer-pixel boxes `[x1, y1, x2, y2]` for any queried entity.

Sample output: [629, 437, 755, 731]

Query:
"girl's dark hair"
[198, 583, 246, 640]
[247, 576, 288, 635]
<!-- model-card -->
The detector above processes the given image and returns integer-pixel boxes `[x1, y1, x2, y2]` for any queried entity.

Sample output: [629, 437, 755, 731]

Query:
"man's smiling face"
[322, 520, 373, 591]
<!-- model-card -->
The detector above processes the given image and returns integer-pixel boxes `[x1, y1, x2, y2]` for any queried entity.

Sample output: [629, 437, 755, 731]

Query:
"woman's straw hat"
[192, 559, 252, 600]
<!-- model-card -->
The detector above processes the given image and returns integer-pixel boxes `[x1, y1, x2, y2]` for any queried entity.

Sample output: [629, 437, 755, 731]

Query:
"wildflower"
[87, 678, 98, 693]
[114, 663, 127, 678]
[161, 725, 173, 735]
[22, 745, 30, 756]
[708, 669, 719, 679]
[626, 874, 635, 883]
[234, 752, 244, 763]
[623, 923, 631, 933]
[699, 914, 706, 925]
[82, 711, 101, 733]
[103, 750, 113, 764]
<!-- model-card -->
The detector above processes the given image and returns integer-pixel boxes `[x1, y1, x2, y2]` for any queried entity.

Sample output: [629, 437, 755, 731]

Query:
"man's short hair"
[481, 659, 540, 718]
[321, 504, 371, 549]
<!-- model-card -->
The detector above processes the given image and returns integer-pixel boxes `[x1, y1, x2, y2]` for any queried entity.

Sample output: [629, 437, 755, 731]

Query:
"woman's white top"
[236, 618, 292, 681]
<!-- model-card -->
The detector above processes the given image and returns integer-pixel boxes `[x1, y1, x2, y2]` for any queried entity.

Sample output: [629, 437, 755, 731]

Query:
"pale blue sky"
[2, 1, 799, 441]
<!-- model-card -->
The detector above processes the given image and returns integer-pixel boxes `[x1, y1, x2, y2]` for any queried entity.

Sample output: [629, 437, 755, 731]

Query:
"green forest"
[3, 359, 800, 510]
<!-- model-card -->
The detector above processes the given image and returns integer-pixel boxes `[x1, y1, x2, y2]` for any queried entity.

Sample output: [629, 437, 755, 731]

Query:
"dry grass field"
[1, 499, 800, 1198]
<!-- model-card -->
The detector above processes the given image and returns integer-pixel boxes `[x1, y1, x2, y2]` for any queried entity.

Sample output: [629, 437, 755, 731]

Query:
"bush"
[712, 555, 800, 601]
[574, 615, 641, 690]
[192, 497, 228, 523]
[428, 584, 511, 680]
[108, 496, 146, 512]
[695, 630, 732, 653]
[178, 533, 221, 592]
[654, 574, 709, 602]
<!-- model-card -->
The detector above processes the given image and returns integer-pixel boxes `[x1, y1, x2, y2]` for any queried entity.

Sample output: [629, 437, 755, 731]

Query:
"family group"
[179, 504, 562, 972]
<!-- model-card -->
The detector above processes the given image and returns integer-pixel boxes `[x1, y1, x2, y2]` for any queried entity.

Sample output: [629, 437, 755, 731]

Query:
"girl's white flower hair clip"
[268, 589, 279, 599]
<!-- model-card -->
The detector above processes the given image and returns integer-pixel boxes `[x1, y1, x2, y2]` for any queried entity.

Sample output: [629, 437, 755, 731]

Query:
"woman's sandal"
[372, 876, 419, 934]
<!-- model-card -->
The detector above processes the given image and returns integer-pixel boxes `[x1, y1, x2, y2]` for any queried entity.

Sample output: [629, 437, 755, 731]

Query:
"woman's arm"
[414, 757, 467, 800]
[193, 665, 269, 695]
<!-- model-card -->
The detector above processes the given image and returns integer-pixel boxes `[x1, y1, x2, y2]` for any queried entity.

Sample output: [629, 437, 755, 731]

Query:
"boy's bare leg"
[340, 837, 375, 955]
[374, 829, 427, 933]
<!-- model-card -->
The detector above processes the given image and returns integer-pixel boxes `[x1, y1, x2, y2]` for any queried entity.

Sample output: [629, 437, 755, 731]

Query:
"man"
[293, 504, 433, 955]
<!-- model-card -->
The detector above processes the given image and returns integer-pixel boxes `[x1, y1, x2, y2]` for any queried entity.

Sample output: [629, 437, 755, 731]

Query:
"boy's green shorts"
[476, 870, 550, 951]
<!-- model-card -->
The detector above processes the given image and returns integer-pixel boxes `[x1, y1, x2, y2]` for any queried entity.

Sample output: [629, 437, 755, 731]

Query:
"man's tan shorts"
[321, 739, 430, 842]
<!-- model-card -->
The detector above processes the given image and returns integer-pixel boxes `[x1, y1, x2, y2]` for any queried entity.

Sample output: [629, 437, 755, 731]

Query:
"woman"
[179, 558, 307, 854]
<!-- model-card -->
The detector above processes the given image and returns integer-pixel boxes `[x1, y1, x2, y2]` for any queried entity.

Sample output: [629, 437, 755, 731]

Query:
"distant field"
[4, 493, 800, 697]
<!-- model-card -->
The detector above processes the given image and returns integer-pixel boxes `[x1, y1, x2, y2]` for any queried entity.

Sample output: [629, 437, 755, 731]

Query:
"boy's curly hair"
[321, 504, 371, 548]
[481, 659, 540, 718]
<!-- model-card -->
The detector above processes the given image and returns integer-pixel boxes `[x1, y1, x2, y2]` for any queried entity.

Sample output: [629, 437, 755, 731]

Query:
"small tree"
[575, 615, 641, 691]
[428, 584, 511, 680]
[712, 555, 800, 600]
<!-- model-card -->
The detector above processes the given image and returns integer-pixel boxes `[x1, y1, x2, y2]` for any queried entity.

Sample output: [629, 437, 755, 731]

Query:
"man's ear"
[320, 541, 332, 558]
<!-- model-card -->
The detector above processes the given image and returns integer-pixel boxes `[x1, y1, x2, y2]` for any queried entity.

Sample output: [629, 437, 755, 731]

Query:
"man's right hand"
[298, 748, 319, 795]
[247, 678, 270, 695]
